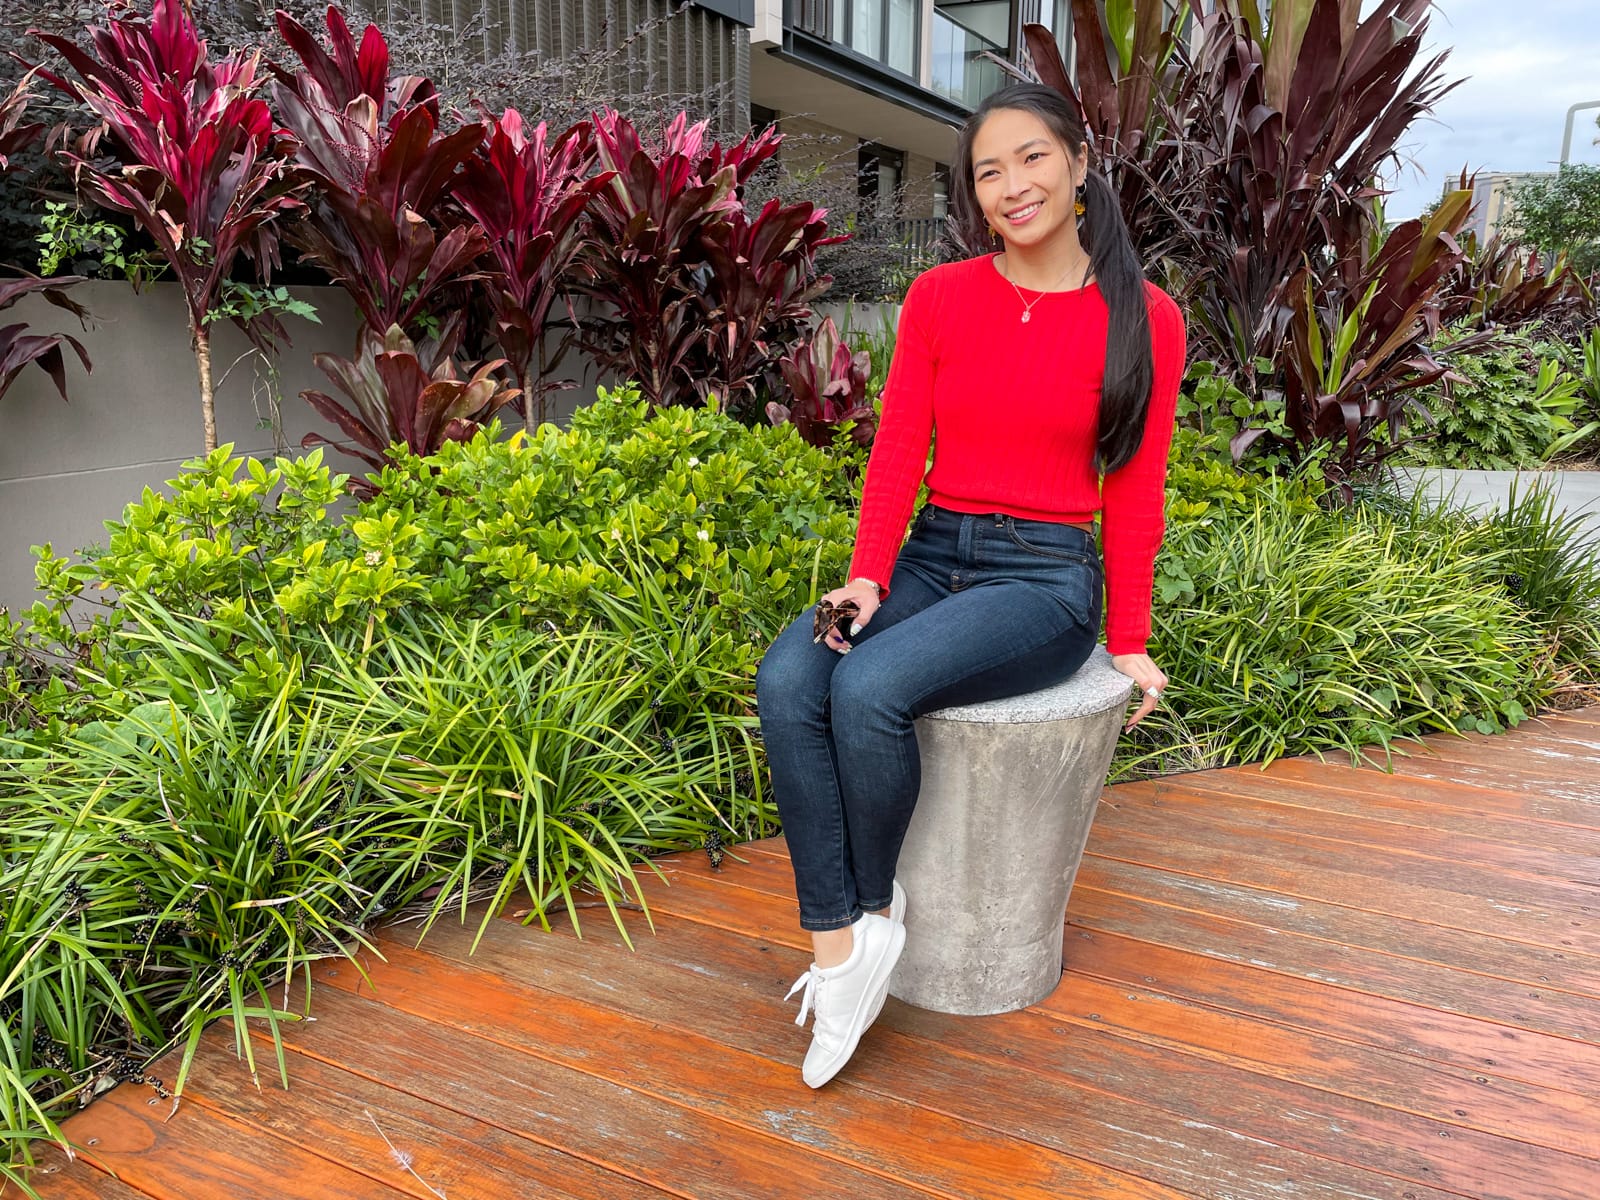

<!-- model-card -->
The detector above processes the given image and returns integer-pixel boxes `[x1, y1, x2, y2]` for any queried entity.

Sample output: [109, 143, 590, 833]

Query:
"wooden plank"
[241, 986, 917, 1200]
[1369, 753, 1600, 804]
[1072, 871, 1600, 1040]
[1082, 791, 1600, 922]
[1034, 970, 1600, 1158]
[714, 838, 1600, 1013]
[1056, 920, 1600, 1097]
[308, 945, 1190, 1200]
[179, 1029, 679, 1200]
[469, 895, 1591, 1200]
[1105, 778, 1599, 881]
[24, 1079, 415, 1200]
[405, 914, 1443, 1200]
[4, 1144, 154, 1200]
[1080, 822, 1600, 956]
[632, 858, 1600, 1161]
[1160, 770, 1600, 857]
[1254, 758, 1600, 827]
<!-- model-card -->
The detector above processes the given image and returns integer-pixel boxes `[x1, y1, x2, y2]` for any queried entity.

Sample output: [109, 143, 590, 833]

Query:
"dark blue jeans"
[755, 505, 1105, 931]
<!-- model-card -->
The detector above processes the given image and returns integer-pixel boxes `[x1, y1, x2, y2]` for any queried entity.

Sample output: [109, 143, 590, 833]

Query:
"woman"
[754, 82, 1186, 1089]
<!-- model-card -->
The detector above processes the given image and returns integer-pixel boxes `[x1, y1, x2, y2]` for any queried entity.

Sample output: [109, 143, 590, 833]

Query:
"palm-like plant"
[0, 75, 90, 404]
[269, 7, 486, 339]
[300, 322, 519, 481]
[1015, 0, 1471, 484]
[29, 0, 306, 450]
[452, 110, 612, 431]
[767, 316, 874, 448]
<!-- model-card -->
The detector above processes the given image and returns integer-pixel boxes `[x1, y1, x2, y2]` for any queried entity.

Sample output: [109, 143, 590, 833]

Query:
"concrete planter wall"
[0, 281, 901, 618]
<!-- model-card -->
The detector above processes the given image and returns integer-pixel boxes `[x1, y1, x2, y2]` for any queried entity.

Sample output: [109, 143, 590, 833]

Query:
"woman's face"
[969, 107, 1087, 252]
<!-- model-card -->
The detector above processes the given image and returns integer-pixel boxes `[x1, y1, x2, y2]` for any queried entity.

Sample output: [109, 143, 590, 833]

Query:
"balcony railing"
[930, 9, 1005, 109]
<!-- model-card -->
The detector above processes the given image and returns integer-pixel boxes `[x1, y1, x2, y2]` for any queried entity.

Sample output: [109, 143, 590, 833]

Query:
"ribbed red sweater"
[847, 253, 1187, 656]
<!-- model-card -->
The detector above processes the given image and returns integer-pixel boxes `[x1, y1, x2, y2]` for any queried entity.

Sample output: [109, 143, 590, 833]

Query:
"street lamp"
[1560, 100, 1600, 165]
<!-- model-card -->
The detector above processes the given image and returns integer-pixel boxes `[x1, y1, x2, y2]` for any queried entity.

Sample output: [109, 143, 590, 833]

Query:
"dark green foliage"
[1505, 165, 1600, 278]
[1402, 327, 1592, 469]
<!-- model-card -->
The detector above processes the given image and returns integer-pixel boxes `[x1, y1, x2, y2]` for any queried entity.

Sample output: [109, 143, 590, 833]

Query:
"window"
[831, 0, 918, 76]
[858, 142, 906, 222]
[932, 163, 951, 220]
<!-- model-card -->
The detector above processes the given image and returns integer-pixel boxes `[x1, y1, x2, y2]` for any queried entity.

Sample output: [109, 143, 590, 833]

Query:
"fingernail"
[838, 644, 852, 654]
[849, 622, 862, 636]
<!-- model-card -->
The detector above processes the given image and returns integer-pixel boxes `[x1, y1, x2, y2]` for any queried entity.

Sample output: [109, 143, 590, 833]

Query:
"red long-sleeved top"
[847, 253, 1187, 656]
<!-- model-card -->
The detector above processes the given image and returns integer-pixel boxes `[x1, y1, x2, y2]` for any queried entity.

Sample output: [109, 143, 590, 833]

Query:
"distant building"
[387, 0, 1173, 235]
[1456, 171, 1557, 242]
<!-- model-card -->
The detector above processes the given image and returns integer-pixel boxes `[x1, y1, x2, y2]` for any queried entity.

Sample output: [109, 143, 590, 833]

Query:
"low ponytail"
[1080, 169, 1153, 473]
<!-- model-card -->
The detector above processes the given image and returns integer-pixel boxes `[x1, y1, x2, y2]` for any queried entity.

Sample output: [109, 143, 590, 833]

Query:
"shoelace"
[784, 966, 823, 1027]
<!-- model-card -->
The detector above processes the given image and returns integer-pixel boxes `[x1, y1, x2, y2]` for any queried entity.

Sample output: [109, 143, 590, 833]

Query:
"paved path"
[1391, 467, 1600, 537]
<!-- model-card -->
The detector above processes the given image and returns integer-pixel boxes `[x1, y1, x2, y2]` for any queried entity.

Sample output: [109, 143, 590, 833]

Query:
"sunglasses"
[812, 598, 860, 644]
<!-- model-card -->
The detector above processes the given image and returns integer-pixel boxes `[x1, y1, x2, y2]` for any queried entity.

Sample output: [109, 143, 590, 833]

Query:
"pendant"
[1021, 310, 1031, 323]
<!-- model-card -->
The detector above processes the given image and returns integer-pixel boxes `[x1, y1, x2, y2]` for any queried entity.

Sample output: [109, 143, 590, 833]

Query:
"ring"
[1145, 687, 1162, 699]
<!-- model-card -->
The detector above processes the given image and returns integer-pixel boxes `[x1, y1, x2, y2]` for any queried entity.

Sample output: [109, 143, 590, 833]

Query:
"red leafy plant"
[452, 108, 613, 430]
[1437, 226, 1596, 339]
[0, 74, 90, 404]
[581, 110, 839, 415]
[767, 316, 874, 448]
[699, 195, 845, 416]
[300, 322, 519, 482]
[269, 6, 486, 338]
[1015, 1, 1473, 484]
[30, 0, 306, 450]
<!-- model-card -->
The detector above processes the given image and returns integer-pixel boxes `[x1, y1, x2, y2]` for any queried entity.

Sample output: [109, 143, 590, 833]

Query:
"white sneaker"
[784, 912, 906, 1089]
[887, 880, 906, 925]
[864, 882, 907, 1027]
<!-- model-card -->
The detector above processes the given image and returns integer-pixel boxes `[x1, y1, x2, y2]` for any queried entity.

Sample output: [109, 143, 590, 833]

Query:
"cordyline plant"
[453, 109, 612, 431]
[0, 73, 90, 404]
[699, 195, 845, 416]
[767, 315, 874, 449]
[1281, 193, 1474, 492]
[30, 0, 307, 451]
[269, 6, 486, 338]
[1438, 227, 1596, 338]
[301, 321, 519, 484]
[580, 110, 837, 413]
[1015, 0, 1469, 486]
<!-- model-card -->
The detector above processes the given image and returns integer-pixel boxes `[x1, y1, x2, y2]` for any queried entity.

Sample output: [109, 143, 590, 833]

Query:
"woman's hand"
[1112, 652, 1168, 731]
[817, 578, 882, 654]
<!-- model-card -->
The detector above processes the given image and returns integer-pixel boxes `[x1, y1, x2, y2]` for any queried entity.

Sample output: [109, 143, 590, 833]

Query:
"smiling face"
[969, 106, 1088, 253]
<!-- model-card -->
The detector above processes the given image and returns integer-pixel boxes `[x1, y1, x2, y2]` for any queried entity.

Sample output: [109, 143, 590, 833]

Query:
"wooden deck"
[13, 710, 1600, 1200]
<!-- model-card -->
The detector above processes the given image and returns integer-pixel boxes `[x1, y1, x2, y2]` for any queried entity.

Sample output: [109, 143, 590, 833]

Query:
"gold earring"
[1074, 198, 1086, 216]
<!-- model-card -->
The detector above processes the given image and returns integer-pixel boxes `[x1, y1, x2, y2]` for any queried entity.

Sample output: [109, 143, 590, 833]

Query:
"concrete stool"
[888, 648, 1133, 1015]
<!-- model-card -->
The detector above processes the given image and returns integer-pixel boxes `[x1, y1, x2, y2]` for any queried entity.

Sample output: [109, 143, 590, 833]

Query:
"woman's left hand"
[1111, 653, 1168, 732]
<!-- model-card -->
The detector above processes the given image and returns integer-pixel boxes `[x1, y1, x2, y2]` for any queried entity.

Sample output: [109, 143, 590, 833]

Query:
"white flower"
[687, 457, 700, 468]
[696, 529, 710, 542]
[364, 550, 383, 566]
[609, 528, 623, 541]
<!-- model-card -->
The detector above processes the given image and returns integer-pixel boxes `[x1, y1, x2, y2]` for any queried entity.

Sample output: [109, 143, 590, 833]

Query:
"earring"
[1074, 183, 1086, 217]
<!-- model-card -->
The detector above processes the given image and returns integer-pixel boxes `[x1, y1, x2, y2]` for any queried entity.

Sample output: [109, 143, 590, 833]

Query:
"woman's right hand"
[817, 578, 882, 654]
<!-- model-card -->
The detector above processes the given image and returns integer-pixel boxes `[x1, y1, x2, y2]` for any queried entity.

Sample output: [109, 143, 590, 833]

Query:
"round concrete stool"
[887, 648, 1133, 1015]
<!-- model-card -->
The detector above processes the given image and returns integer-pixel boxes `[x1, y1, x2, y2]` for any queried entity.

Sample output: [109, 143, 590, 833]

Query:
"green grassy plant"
[1114, 470, 1554, 776]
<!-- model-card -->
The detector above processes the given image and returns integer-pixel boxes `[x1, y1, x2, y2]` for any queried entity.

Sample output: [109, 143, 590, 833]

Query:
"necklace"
[1000, 254, 1092, 323]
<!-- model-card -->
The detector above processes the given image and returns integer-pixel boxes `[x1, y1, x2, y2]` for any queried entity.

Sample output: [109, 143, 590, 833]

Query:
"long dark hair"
[951, 83, 1154, 474]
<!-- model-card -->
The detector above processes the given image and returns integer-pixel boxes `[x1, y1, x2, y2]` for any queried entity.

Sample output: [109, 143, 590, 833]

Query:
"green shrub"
[1402, 328, 1593, 468]
[2, 589, 769, 1178]
[13, 389, 863, 727]
[1117, 470, 1556, 776]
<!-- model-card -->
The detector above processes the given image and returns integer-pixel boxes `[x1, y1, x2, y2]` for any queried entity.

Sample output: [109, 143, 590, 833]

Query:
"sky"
[1378, 0, 1600, 218]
